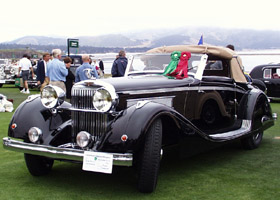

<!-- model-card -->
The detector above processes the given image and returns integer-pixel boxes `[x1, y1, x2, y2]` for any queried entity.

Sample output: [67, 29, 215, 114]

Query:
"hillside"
[2, 26, 280, 50]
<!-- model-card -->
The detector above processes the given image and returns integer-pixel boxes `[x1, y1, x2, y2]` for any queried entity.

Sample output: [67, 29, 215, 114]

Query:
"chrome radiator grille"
[71, 87, 108, 140]
[71, 87, 96, 109]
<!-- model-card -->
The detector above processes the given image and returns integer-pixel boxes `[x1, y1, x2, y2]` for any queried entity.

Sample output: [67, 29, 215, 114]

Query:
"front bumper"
[3, 137, 133, 167]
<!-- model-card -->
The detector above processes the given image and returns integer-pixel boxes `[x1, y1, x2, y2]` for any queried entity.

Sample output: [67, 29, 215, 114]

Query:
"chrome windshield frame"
[124, 53, 207, 78]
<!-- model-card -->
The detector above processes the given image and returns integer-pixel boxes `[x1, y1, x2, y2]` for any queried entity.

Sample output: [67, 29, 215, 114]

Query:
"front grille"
[72, 87, 96, 109]
[71, 87, 108, 141]
[72, 111, 108, 141]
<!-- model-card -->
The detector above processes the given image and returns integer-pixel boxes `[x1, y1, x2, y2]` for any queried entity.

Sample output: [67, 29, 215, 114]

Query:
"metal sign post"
[67, 38, 79, 56]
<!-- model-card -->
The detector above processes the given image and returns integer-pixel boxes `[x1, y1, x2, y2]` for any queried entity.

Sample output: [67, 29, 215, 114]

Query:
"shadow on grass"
[23, 140, 259, 195]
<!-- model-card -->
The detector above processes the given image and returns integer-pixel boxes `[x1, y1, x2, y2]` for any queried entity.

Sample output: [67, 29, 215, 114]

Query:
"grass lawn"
[0, 85, 280, 200]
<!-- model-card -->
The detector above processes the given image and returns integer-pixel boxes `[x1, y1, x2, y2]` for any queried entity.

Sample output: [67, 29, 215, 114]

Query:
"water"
[239, 51, 280, 72]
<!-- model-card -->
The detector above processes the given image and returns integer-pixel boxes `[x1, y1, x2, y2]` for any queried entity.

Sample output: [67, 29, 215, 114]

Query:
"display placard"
[83, 151, 113, 174]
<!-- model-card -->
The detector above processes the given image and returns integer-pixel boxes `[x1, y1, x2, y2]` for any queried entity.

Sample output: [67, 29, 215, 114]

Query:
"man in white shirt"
[18, 54, 34, 94]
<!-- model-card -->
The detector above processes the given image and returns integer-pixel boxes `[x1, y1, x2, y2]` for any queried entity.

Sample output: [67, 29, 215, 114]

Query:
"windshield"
[126, 53, 204, 76]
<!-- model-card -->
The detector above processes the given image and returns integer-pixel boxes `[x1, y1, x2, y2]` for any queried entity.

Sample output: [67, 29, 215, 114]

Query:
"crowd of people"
[17, 49, 128, 98]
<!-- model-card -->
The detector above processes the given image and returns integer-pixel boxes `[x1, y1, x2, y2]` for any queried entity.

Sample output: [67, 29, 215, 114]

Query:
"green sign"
[31, 54, 38, 59]
[69, 40, 79, 48]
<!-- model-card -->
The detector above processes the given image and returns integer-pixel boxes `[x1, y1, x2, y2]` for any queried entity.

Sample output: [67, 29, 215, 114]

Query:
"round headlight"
[28, 127, 42, 143]
[93, 88, 113, 112]
[41, 85, 65, 108]
[76, 131, 91, 148]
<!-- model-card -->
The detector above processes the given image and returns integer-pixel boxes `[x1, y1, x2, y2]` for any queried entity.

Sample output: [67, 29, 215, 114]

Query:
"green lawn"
[0, 85, 280, 200]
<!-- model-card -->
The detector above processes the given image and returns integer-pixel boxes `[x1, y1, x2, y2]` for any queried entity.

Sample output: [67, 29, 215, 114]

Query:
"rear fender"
[238, 88, 273, 132]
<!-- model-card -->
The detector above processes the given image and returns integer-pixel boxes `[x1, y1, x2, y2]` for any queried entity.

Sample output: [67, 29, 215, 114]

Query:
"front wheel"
[24, 154, 54, 176]
[137, 119, 162, 193]
[241, 131, 263, 150]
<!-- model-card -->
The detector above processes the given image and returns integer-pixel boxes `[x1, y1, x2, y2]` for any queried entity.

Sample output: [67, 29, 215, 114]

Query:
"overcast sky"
[0, 0, 279, 43]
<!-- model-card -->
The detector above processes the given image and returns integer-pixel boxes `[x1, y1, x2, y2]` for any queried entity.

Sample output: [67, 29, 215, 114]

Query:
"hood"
[100, 75, 198, 92]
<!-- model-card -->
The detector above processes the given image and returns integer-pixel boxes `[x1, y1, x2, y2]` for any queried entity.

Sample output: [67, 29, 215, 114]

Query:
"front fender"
[8, 95, 71, 142]
[101, 101, 182, 152]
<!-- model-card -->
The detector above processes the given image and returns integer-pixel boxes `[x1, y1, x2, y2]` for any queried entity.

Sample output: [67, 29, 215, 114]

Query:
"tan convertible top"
[147, 45, 247, 83]
[147, 45, 235, 59]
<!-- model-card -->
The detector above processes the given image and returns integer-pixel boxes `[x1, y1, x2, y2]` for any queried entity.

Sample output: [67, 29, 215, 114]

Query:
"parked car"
[3, 45, 274, 193]
[0, 66, 5, 87]
[0, 59, 10, 87]
[61, 55, 82, 75]
[250, 64, 280, 99]
[0, 59, 37, 89]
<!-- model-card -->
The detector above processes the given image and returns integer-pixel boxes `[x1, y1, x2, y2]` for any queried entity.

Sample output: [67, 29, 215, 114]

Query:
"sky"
[0, 0, 280, 43]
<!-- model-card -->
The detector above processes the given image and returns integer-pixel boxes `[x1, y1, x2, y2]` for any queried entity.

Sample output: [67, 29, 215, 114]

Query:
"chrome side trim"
[64, 107, 118, 114]
[209, 120, 251, 140]
[3, 137, 133, 167]
[122, 86, 246, 95]
[268, 96, 280, 101]
[127, 96, 174, 108]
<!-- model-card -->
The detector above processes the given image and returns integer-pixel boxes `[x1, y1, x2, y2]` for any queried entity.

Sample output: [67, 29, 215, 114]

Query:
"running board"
[209, 120, 251, 141]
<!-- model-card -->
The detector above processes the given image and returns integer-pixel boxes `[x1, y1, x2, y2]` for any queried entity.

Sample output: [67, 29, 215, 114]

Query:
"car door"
[193, 58, 237, 132]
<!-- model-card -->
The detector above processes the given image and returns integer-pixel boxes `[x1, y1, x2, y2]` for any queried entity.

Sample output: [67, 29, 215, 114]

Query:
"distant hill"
[150, 35, 191, 47]
[9, 36, 66, 46]
[78, 35, 143, 47]
[3, 27, 280, 50]
[6, 34, 143, 48]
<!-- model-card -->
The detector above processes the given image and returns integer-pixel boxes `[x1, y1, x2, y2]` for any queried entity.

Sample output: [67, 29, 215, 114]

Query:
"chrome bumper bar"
[3, 137, 133, 167]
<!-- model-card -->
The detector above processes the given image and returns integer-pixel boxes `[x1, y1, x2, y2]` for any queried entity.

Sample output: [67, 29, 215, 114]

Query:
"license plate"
[82, 151, 113, 174]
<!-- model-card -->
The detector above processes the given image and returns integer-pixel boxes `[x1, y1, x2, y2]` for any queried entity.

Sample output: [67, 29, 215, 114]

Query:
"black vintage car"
[250, 64, 280, 100]
[3, 45, 274, 193]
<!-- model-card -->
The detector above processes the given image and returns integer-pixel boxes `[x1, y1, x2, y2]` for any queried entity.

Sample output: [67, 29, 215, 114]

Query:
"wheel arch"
[104, 101, 184, 152]
[239, 88, 273, 133]
[194, 91, 228, 119]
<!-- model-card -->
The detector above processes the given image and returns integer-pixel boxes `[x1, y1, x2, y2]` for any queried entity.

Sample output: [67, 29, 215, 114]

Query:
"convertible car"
[3, 45, 274, 193]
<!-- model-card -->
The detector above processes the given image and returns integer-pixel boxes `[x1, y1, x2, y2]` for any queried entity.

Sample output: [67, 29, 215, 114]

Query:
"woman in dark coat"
[64, 57, 75, 99]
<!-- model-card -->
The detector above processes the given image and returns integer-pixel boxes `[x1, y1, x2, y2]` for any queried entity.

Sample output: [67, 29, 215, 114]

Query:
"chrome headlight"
[93, 88, 114, 112]
[76, 131, 91, 148]
[28, 127, 42, 143]
[41, 85, 65, 108]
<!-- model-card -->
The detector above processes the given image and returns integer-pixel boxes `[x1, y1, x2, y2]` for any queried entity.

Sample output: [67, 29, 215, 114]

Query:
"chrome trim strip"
[268, 96, 280, 101]
[127, 96, 174, 108]
[209, 120, 251, 140]
[3, 137, 133, 167]
[64, 107, 118, 114]
[122, 86, 246, 95]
